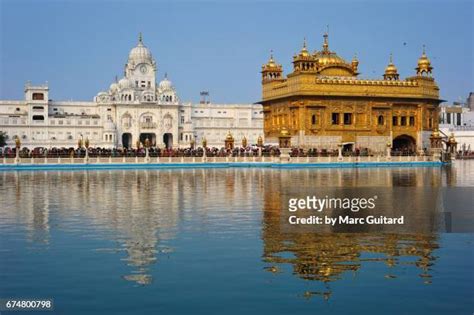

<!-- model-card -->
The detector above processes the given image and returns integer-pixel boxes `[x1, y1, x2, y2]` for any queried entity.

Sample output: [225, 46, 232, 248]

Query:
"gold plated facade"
[260, 34, 442, 153]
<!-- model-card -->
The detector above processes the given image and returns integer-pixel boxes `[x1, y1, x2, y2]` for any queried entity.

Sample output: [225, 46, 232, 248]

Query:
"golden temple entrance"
[392, 135, 416, 153]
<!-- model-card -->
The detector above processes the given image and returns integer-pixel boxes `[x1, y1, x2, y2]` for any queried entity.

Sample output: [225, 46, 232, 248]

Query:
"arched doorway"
[163, 133, 173, 149]
[140, 133, 156, 147]
[122, 133, 132, 149]
[392, 135, 416, 154]
[342, 142, 354, 152]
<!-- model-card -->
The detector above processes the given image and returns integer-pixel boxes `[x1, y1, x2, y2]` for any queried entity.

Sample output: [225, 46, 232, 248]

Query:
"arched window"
[311, 114, 316, 125]
[378, 115, 384, 126]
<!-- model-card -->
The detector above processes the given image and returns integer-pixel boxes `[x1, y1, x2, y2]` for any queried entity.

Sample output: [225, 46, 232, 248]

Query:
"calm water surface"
[0, 162, 473, 314]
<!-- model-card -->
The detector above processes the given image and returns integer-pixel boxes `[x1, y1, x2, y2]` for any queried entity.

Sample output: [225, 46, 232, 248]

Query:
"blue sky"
[0, 0, 472, 104]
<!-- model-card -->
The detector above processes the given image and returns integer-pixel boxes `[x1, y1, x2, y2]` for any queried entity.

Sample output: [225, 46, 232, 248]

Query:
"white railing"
[1, 155, 434, 165]
[449, 126, 474, 131]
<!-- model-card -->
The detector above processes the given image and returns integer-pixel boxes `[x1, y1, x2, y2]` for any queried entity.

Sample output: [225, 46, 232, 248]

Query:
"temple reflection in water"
[0, 163, 469, 288]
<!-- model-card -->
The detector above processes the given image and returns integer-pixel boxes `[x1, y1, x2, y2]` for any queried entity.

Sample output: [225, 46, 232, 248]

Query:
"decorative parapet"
[262, 74, 439, 101]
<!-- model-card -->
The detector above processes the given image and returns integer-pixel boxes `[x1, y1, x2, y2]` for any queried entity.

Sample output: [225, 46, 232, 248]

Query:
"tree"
[0, 131, 7, 147]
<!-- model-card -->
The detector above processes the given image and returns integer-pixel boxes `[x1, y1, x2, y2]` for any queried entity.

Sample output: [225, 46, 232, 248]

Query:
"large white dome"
[128, 33, 153, 65]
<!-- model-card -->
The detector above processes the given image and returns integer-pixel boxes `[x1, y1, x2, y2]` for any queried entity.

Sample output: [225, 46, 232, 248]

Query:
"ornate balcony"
[140, 122, 157, 129]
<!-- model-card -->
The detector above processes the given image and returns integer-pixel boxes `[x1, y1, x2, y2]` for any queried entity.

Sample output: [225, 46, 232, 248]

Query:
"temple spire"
[138, 32, 143, 45]
[323, 26, 329, 52]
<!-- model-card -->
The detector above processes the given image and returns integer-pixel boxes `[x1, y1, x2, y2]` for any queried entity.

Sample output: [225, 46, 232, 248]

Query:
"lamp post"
[242, 136, 247, 148]
[337, 143, 343, 161]
[429, 129, 442, 161]
[84, 137, 90, 163]
[257, 135, 263, 157]
[242, 136, 248, 159]
[144, 137, 150, 163]
[202, 137, 207, 161]
[278, 127, 291, 162]
[224, 131, 234, 151]
[77, 137, 83, 162]
[14, 137, 21, 164]
[447, 133, 457, 160]
[386, 141, 392, 161]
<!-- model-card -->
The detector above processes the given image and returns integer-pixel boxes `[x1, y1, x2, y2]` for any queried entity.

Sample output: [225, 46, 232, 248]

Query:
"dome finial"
[323, 26, 329, 52]
[422, 44, 426, 56]
[389, 53, 393, 64]
[270, 49, 274, 61]
[138, 32, 143, 44]
[164, 72, 168, 79]
[299, 37, 309, 57]
[351, 52, 359, 72]
[352, 52, 358, 63]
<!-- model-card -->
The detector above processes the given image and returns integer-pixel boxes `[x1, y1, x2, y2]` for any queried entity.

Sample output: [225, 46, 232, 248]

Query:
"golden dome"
[383, 54, 399, 80]
[225, 131, 234, 141]
[312, 33, 351, 69]
[299, 38, 310, 57]
[313, 51, 346, 66]
[385, 64, 397, 73]
[385, 54, 398, 75]
[431, 128, 440, 138]
[416, 45, 433, 75]
[265, 50, 278, 68]
[418, 47, 431, 66]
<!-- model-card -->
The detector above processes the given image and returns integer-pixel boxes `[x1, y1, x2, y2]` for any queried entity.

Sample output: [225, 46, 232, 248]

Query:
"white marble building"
[0, 34, 263, 149]
[439, 103, 474, 151]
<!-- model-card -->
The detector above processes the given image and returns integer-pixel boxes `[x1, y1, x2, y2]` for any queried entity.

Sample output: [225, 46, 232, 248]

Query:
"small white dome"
[159, 75, 173, 91]
[118, 77, 132, 89]
[128, 33, 153, 65]
[109, 82, 119, 91]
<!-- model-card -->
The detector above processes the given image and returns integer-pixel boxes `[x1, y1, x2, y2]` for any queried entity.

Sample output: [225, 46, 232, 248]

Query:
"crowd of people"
[0, 145, 430, 159]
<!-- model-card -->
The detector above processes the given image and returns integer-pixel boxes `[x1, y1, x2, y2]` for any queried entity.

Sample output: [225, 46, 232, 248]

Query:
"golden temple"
[260, 33, 442, 153]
